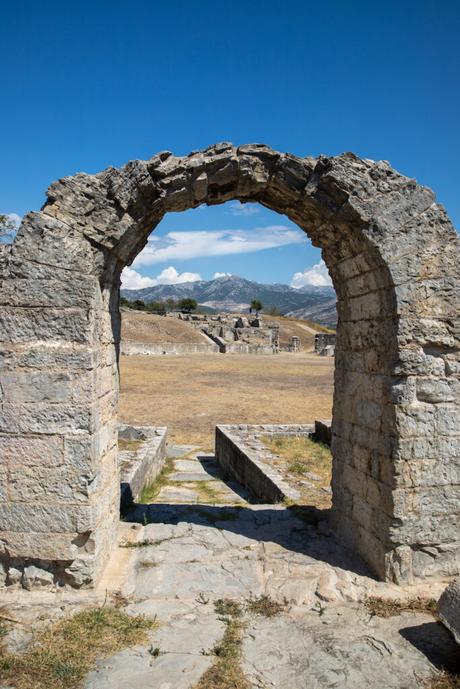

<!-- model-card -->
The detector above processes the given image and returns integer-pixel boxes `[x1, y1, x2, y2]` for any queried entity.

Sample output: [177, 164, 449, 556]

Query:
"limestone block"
[64, 556, 95, 588]
[23, 565, 54, 591]
[0, 403, 94, 434]
[16, 344, 95, 371]
[393, 349, 446, 377]
[389, 377, 416, 405]
[0, 503, 91, 534]
[438, 578, 460, 645]
[8, 464, 91, 503]
[12, 212, 97, 272]
[7, 568, 22, 586]
[0, 531, 78, 560]
[436, 405, 460, 435]
[0, 371, 73, 403]
[0, 307, 95, 344]
[0, 274, 100, 309]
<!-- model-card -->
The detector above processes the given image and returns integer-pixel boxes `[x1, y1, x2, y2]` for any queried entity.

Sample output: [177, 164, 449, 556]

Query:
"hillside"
[121, 309, 329, 351]
[121, 310, 208, 344]
[121, 274, 337, 327]
[286, 297, 337, 328]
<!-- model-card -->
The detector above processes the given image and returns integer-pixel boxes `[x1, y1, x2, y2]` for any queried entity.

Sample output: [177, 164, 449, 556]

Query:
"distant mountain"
[121, 274, 337, 327]
[285, 299, 337, 328]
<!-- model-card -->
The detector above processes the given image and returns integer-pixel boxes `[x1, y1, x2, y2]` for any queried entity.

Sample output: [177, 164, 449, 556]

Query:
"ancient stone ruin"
[179, 312, 280, 354]
[315, 332, 336, 356]
[0, 143, 458, 589]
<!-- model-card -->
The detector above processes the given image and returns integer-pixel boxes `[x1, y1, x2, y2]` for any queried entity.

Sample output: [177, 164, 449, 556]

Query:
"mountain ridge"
[121, 274, 337, 327]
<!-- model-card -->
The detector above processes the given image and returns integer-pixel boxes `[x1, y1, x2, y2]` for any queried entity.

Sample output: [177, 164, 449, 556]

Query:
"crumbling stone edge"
[215, 422, 331, 503]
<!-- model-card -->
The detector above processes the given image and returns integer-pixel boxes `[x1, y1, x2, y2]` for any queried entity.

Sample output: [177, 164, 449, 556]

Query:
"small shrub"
[215, 599, 243, 618]
[246, 595, 286, 618]
[288, 459, 310, 474]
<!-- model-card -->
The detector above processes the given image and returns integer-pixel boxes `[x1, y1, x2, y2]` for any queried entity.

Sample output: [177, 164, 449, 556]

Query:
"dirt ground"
[119, 352, 334, 449]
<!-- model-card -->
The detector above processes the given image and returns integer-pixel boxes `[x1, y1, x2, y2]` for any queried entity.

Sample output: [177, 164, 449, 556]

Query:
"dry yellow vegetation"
[121, 310, 207, 344]
[119, 352, 334, 448]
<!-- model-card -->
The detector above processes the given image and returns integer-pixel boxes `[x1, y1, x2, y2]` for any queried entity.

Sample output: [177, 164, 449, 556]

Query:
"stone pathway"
[84, 445, 459, 689]
[152, 444, 253, 506]
[2, 445, 457, 689]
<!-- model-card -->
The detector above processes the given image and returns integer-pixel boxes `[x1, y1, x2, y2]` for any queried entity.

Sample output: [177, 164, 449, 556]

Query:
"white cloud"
[291, 260, 332, 288]
[227, 201, 260, 217]
[133, 226, 306, 267]
[213, 271, 232, 279]
[121, 266, 202, 290]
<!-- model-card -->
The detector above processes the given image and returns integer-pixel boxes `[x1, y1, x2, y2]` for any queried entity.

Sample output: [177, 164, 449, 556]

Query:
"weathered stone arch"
[0, 143, 458, 588]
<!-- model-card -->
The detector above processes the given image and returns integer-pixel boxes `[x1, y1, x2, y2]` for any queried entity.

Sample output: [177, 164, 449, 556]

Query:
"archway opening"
[116, 200, 337, 519]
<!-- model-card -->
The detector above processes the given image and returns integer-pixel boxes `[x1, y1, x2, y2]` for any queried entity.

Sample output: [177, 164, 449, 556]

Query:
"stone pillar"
[0, 213, 120, 587]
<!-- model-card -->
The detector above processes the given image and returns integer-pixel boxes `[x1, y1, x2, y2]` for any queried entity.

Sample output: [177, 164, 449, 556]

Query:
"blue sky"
[1, 1, 458, 287]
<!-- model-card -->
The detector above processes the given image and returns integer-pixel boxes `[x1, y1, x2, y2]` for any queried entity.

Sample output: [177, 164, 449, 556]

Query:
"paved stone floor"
[2, 445, 459, 689]
[87, 446, 459, 689]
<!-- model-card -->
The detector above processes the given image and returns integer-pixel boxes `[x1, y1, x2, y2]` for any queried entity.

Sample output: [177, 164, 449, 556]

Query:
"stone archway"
[0, 143, 458, 588]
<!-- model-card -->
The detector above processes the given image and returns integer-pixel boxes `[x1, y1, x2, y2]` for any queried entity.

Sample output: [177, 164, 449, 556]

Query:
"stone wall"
[121, 340, 219, 356]
[0, 143, 458, 587]
[216, 424, 313, 503]
[119, 425, 167, 513]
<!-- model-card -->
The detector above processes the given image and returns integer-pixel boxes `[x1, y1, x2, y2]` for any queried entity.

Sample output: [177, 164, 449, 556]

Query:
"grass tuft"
[193, 598, 249, 689]
[139, 456, 175, 503]
[0, 606, 156, 689]
[246, 594, 286, 618]
[365, 596, 437, 618]
[215, 599, 243, 618]
[262, 435, 332, 508]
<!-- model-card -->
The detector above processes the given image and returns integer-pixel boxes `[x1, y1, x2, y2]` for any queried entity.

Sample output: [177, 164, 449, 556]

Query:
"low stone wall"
[224, 342, 275, 355]
[121, 338, 219, 356]
[215, 424, 315, 503]
[119, 425, 167, 513]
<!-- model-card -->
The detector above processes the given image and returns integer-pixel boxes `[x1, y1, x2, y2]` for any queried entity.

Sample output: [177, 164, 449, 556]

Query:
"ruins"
[315, 332, 336, 356]
[0, 142, 458, 589]
[178, 311, 280, 353]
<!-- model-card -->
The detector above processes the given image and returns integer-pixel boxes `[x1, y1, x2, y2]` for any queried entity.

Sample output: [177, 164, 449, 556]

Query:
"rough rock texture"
[438, 577, 460, 644]
[119, 425, 167, 512]
[0, 143, 459, 586]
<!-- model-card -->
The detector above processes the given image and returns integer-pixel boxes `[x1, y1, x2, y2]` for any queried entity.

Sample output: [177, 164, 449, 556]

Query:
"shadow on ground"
[126, 501, 373, 578]
[400, 621, 460, 674]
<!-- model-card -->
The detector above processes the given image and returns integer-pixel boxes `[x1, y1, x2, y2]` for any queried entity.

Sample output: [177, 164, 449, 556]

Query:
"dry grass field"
[119, 352, 334, 449]
[121, 310, 207, 344]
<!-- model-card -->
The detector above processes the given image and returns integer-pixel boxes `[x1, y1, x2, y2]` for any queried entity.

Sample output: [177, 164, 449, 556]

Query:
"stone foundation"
[215, 424, 315, 503]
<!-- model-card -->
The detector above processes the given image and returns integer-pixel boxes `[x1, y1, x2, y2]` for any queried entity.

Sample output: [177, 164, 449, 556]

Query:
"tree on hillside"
[250, 298, 263, 316]
[0, 214, 17, 243]
[178, 297, 198, 313]
[133, 299, 146, 311]
[165, 297, 177, 312]
[146, 300, 167, 315]
[120, 296, 132, 308]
